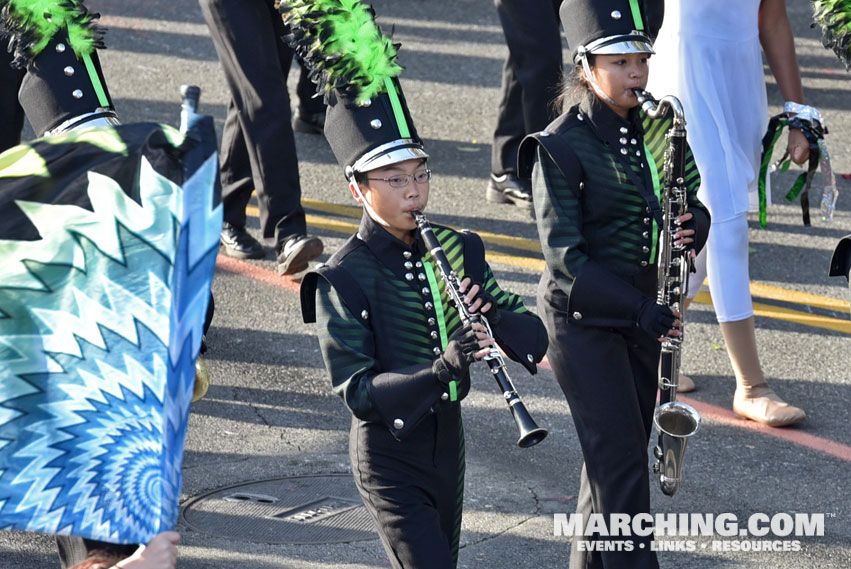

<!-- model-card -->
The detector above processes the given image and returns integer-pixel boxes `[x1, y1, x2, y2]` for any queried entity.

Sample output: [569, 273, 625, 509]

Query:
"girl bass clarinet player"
[518, 1, 709, 567]
[287, 1, 549, 567]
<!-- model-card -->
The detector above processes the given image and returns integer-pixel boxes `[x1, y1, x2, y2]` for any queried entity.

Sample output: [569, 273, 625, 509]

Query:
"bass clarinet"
[634, 89, 702, 496]
[412, 211, 548, 448]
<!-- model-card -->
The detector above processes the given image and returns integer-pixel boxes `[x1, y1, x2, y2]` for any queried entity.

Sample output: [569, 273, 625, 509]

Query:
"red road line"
[537, 358, 851, 463]
[216, 254, 851, 464]
[215, 254, 301, 293]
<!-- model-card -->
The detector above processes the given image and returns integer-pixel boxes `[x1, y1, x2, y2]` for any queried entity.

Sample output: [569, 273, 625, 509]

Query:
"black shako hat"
[324, 78, 427, 179]
[19, 30, 116, 136]
[560, 0, 657, 64]
[1, 0, 117, 136]
[281, 0, 427, 180]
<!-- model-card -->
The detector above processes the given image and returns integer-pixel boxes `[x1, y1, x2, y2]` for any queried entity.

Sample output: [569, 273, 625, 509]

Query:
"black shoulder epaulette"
[517, 108, 586, 180]
[300, 235, 369, 324]
[457, 228, 486, 283]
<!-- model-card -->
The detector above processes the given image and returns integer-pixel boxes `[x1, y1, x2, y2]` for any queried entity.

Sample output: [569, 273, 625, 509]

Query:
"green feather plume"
[280, 0, 403, 103]
[0, 0, 105, 67]
[813, 0, 851, 70]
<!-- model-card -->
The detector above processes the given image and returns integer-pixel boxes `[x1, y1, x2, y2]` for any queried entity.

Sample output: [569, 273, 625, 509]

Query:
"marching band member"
[648, 0, 808, 426]
[289, 1, 548, 566]
[518, 0, 709, 566]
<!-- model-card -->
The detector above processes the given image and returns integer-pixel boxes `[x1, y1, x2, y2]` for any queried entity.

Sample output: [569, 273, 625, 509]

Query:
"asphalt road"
[2, 0, 851, 568]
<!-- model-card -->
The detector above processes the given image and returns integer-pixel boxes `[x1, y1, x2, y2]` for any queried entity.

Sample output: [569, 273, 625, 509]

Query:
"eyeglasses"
[366, 169, 432, 188]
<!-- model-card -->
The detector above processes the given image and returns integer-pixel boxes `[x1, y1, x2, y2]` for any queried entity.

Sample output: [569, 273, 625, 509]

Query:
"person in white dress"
[647, 0, 808, 427]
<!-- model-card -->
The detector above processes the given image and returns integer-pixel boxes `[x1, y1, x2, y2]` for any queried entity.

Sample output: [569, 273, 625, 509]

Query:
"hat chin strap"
[580, 54, 619, 109]
[350, 178, 392, 228]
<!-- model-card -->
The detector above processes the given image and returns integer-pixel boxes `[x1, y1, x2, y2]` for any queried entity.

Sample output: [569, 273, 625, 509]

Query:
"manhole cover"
[180, 474, 377, 544]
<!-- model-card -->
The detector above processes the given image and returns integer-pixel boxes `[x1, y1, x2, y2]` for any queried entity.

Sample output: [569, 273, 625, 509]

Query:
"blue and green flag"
[0, 119, 221, 544]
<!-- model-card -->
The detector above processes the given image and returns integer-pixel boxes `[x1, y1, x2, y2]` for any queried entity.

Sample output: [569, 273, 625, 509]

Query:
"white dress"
[648, 0, 769, 223]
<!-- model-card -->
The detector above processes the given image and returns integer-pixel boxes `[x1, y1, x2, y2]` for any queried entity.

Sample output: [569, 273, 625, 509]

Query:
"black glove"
[458, 278, 501, 326]
[636, 298, 676, 338]
[676, 217, 698, 252]
[433, 324, 480, 383]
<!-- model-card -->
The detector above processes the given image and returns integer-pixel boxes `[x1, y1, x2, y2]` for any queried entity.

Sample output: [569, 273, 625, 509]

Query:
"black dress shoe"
[293, 109, 326, 135]
[220, 223, 265, 259]
[277, 234, 324, 275]
[486, 172, 534, 213]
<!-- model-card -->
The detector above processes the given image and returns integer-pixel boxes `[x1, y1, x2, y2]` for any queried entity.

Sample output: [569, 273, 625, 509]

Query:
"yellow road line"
[247, 200, 850, 324]
[693, 291, 851, 334]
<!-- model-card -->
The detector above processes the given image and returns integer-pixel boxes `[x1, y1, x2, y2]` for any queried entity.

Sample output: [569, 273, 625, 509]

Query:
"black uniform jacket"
[302, 214, 548, 439]
[519, 96, 711, 329]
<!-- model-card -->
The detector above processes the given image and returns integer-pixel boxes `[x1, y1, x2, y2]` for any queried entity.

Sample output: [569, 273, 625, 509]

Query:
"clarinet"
[633, 89, 702, 496]
[412, 211, 547, 448]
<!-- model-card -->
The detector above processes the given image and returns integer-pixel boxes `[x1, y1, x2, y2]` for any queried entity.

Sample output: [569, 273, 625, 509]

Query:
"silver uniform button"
[631, 138, 638, 145]
[64, 66, 75, 76]
[428, 317, 436, 326]
[620, 148, 628, 155]
[577, 114, 584, 121]
[422, 287, 430, 295]
[642, 246, 650, 253]
[359, 98, 372, 107]
[572, 311, 583, 320]
[361, 310, 369, 320]
[425, 302, 434, 310]
[405, 272, 414, 281]
[393, 418, 404, 430]
[619, 137, 627, 145]
[404, 261, 413, 270]
[55, 43, 66, 53]
[431, 331, 439, 339]
[527, 354, 534, 363]
[636, 150, 641, 156]
[642, 231, 650, 239]
[643, 217, 651, 225]
[415, 261, 423, 268]
[441, 392, 449, 401]
[403, 251, 412, 259]
[640, 260, 649, 267]
[370, 119, 382, 129]
[611, 10, 622, 19]
[433, 346, 442, 355]
[418, 273, 427, 281]
[620, 127, 628, 135]
[72, 89, 84, 99]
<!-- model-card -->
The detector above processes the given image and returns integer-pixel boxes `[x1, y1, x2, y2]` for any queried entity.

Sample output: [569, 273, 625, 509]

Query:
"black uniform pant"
[199, 0, 318, 250]
[350, 409, 465, 569]
[491, 0, 562, 177]
[0, 48, 26, 154]
[538, 288, 660, 569]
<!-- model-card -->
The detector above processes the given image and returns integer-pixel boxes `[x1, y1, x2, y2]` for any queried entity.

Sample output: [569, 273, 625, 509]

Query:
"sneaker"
[277, 235, 324, 275]
[293, 109, 326, 135]
[486, 172, 534, 212]
[220, 223, 265, 259]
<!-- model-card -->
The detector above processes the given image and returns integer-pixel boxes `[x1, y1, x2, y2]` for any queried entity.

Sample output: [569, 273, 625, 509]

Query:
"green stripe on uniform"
[629, 0, 645, 30]
[383, 77, 411, 139]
